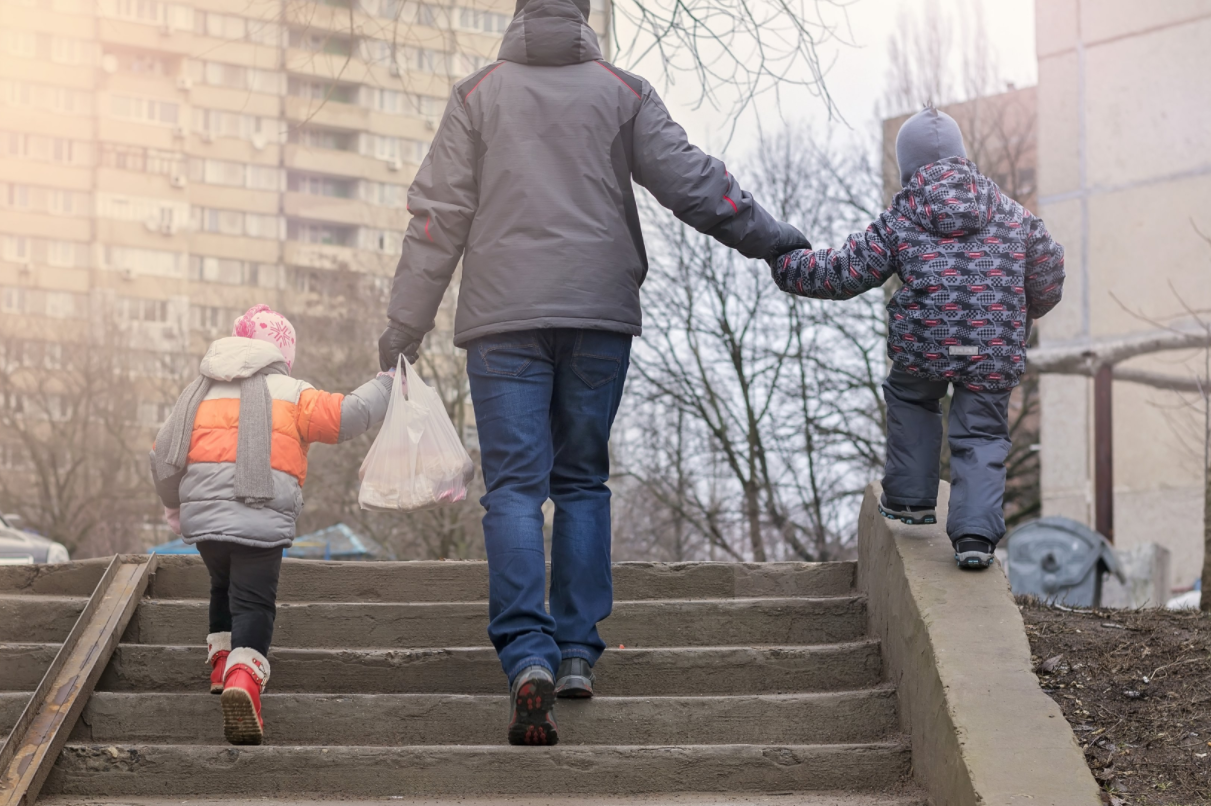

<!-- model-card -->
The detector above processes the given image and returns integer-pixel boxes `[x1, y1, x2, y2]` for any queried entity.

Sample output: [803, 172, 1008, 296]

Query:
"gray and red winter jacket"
[386, 0, 802, 347]
[772, 157, 1065, 391]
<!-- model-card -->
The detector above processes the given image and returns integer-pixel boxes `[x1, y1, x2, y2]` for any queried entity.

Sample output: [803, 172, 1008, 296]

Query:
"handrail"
[0, 553, 157, 806]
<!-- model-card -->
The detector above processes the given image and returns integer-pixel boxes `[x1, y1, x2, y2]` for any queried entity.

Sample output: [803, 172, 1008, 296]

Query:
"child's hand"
[377, 368, 397, 379]
[766, 249, 801, 275]
[164, 507, 181, 536]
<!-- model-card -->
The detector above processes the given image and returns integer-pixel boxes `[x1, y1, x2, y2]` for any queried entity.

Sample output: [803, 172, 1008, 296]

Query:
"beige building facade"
[0, 0, 611, 356]
[1035, 1, 1211, 588]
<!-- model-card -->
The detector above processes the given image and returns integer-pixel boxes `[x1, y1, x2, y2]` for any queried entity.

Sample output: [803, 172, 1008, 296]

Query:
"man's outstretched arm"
[381, 86, 479, 370]
[629, 85, 807, 261]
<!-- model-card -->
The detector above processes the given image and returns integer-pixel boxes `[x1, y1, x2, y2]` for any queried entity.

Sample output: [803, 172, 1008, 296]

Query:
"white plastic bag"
[358, 357, 474, 512]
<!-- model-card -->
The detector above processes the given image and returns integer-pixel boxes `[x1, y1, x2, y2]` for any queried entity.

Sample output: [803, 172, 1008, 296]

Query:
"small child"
[769, 107, 1065, 569]
[150, 305, 392, 744]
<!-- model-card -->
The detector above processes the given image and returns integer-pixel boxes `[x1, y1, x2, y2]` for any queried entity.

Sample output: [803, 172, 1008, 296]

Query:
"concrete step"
[95, 642, 884, 695]
[0, 642, 58, 690]
[119, 596, 866, 649]
[66, 690, 898, 746]
[1, 691, 27, 745]
[139, 557, 856, 602]
[37, 796, 931, 806]
[43, 743, 912, 797]
[0, 594, 86, 643]
[0, 559, 108, 597]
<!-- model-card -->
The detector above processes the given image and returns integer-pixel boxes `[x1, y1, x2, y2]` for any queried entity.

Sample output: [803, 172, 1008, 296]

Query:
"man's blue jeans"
[466, 328, 631, 685]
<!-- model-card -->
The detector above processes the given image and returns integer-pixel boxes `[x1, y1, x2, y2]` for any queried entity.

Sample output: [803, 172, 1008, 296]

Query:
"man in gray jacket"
[379, 0, 807, 745]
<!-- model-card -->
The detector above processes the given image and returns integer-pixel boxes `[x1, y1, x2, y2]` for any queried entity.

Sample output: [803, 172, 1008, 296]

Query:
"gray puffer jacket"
[386, 0, 799, 346]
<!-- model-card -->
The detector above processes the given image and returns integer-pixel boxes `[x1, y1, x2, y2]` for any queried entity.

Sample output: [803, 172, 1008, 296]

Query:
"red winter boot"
[220, 647, 269, 745]
[207, 632, 231, 694]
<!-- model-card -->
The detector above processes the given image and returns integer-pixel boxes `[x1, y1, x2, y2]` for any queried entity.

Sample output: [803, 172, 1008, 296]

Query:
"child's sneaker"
[878, 495, 937, 525]
[954, 536, 996, 570]
[555, 657, 595, 699]
[221, 648, 269, 745]
[507, 666, 559, 746]
[207, 632, 231, 694]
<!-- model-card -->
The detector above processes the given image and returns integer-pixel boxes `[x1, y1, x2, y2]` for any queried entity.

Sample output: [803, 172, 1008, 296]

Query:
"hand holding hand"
[764, 221, 811, 273]
[766, 221, 811, 261]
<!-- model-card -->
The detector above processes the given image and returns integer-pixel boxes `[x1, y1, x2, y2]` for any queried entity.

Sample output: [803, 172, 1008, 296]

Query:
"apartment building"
[0, 0, 611, 353]
[0, 0, 610, 550]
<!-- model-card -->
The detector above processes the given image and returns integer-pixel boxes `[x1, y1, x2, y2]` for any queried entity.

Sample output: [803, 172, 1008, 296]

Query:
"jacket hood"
[897, 157, 998, 237]
[199, 337, 289, 382]
[498, 0, 602, 66]
[895, 106, 966, 188]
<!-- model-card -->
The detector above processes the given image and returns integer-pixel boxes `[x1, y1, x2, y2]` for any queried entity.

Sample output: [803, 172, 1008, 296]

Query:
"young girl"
[151, 305, 392, 745]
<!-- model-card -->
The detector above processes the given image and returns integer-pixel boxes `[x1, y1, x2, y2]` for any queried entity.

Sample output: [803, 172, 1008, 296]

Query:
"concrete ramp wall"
[858, 482, 1102, 806]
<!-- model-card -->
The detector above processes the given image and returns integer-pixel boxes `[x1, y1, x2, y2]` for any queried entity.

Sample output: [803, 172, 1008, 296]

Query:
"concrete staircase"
[1, 557, 925, 803]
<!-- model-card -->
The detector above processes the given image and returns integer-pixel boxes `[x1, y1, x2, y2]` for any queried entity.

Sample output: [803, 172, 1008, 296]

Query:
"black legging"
[196, 541, 283, 657]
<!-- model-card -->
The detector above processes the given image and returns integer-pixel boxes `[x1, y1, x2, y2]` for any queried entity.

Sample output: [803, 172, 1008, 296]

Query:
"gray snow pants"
[881, 368, 1012, 544]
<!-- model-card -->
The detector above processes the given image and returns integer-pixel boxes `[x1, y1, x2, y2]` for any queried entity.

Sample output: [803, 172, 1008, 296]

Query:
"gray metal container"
[1006, 517, 1125, 607]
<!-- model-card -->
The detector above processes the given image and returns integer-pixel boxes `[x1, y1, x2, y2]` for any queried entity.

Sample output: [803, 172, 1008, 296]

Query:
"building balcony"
[97, 118, 178, 152]
[282, 241, 394, 274]
[284, 95, 371, 132]
[285, 144, 406, 182]
[0, 160, 92, 191]
[96, 20, 200, 56]
[284, 192, 372, 226]
[0, 212, 91, 242]
[190, 232, 280, 263]
[285, 192, 410, 229]
[0, 59, 94, 91]
[188, 85, 281, 118]
[189, 185, 280, 215]
[284, 50, 371, 84]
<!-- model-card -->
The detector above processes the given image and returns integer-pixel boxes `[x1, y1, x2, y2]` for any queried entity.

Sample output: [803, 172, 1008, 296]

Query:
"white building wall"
[1035, 0, 1211, 590]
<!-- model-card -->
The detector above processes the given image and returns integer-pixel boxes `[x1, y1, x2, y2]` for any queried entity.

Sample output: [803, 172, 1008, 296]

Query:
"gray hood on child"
[896, 107, 967, 188]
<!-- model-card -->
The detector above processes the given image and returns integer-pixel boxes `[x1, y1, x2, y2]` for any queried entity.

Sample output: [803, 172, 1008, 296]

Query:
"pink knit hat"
[232, 304, 296, 370]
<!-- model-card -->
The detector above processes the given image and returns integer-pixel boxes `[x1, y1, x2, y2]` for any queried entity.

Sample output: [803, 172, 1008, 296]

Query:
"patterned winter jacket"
[150, 338, 392, 548]
[772, 157, 1065, 391]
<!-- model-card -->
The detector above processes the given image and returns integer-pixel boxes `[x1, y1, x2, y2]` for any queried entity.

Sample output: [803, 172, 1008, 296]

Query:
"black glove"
[764, 221, 811, 270]
[378, 322, 424, 371]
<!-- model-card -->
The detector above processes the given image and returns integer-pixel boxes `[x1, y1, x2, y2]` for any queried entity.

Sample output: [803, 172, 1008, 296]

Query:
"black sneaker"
[507, 666, 559, 746]
[555, 657, 595, 699]
[954, 536, 996, 570]
[879, 494, 937, 525]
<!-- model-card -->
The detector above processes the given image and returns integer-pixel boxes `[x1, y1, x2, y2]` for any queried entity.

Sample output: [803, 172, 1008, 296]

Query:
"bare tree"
[613, 126, 887, 562]
[0, 306, 190, 557]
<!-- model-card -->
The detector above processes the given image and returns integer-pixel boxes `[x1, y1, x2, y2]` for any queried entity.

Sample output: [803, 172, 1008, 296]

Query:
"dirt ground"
[1019, 599, 1211, 805]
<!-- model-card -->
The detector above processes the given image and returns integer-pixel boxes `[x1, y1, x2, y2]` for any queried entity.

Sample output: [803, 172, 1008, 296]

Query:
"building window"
[45, 291, 79, 318]
[289, 221, 353, 246]
[289, 173, 353, 198]
[104, 246, 185, 279]
[289, 28, 353, 56]
[110, 94, 180, 126]
[1, 286, 25, 313]
[289, 127, 355, 151]
[45, 241, 80, 268]
[119, 297, 169, 323]
[4, 183, 30, 209]
[2, 236, 29, 262]
[288, 77, 357, 104]
[189, 256, 269, 285]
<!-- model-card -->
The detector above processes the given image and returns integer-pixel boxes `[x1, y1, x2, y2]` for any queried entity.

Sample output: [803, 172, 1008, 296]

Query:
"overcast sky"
[622, 0, 1038, 159]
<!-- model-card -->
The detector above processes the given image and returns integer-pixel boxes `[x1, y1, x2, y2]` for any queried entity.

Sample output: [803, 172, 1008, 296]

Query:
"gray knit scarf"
[153, 363, 287, 508]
